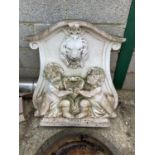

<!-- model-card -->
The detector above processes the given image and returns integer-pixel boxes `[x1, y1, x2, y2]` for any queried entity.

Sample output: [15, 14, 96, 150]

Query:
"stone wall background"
[19, 0, 134, 90]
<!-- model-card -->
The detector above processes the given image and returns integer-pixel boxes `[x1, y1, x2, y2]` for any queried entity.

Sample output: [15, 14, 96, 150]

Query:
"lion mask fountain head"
[60, 34, 88, 69]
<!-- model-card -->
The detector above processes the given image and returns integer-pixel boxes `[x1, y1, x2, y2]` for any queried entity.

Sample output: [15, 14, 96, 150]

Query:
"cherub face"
[48, 71, 63, 89]
[52, 80, 63, 89]
[44, 63, 64, 89]
[86, 67, 105, 86]
[50, 72, 62, 83]
[87, 74, 100, 85]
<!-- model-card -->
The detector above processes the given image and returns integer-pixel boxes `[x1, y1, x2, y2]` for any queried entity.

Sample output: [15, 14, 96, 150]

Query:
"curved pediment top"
[26, 20, 126, 43]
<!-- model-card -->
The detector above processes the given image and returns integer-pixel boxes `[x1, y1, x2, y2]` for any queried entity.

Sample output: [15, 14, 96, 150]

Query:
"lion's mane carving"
[60, 28, 88, 69]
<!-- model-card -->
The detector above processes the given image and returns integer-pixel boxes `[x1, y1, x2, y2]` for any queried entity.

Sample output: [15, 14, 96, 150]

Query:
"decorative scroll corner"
[29, 42, 39, 50]
[112, 43, 122, 50]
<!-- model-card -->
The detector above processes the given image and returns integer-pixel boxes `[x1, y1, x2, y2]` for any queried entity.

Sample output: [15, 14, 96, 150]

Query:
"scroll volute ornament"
[27, 21, 125, 127]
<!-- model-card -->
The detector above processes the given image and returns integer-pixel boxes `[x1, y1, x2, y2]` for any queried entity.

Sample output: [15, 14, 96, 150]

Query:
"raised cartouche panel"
[27, 21, 125, 127]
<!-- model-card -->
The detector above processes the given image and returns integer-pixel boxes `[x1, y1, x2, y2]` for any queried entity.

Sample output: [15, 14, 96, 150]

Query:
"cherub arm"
[79, 87, 101, 97]
[49, 85, 72, 97]
[56, 90, 72, 97]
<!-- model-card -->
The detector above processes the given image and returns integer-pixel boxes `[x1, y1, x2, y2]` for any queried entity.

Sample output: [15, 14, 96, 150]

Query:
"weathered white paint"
[28, 20, 125, 127]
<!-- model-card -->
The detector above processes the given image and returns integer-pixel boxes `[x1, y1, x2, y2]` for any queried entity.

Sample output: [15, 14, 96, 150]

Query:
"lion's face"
[60, 34, 88, 69]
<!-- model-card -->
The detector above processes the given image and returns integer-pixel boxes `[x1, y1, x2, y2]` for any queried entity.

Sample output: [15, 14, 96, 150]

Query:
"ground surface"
[19, 90, 135, 155]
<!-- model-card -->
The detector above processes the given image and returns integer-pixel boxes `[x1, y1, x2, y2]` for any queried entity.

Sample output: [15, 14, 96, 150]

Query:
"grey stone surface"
[111, 72, 135, 90]
[19, 67, 39, 79]
[65, 0, 131, 24]
[33, 23, 125, 37]
[19, 48, 39, 69]
[34, 23, 50, 34]
[118, 90, 135, 105]
[19, 0, 66, 23]
[111, 52, 135, 90]
[111, 72, 114, 80]
[19, 90, 134, 155]
[123, 73, 135, 90]
[19, 23, 34, 47]
[110, 52, 118, 72]
[111, 73, 135, 90]
[96, 24, 126, 37]
[20, 0, 131, 24]
[19, 47, 39, 79]
[127, 52, 135, 73]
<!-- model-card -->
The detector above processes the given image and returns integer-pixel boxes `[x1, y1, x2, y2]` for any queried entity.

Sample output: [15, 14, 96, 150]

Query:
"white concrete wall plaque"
[27, 21, 125, 127]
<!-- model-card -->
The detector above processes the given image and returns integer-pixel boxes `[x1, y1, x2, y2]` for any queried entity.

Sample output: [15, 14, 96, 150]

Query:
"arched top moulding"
[26, 20, 126, 45]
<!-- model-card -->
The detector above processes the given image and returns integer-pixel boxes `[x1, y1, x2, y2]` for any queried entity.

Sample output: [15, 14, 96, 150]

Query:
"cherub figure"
[76, 67, 117, 119]
[35, 62, 73, 117]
